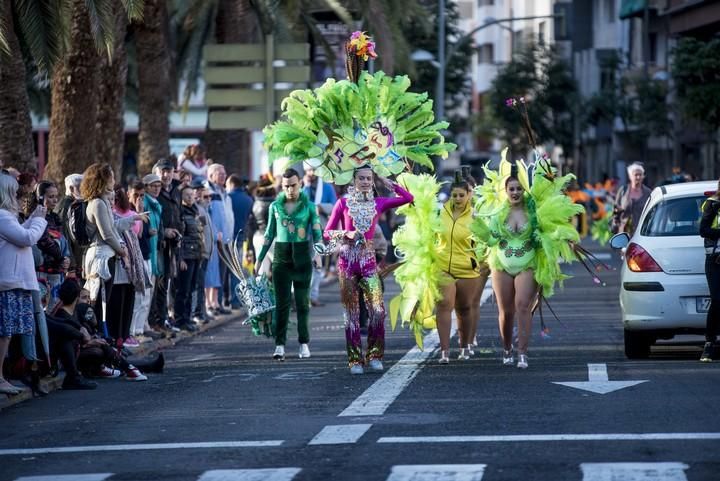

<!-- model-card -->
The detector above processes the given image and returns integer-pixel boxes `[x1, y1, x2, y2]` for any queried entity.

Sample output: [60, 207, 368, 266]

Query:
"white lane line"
[387, 464, 487, 481]
[377, 433, 720, 443]
[581, 462, 689, 481]
[15, 476, 113, 481]
[0, 440, 283, 456]
[338, 287, 493, 418]
[197, 468, 302, 481]
[308, 424, 373, 445]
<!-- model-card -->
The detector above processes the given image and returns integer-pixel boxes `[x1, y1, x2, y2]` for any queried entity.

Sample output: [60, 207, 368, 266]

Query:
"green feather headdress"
[263, 71, 456, 184]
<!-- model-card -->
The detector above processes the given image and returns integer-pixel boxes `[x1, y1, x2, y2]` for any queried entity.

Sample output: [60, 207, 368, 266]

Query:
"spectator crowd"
[0, 146, 400, 396]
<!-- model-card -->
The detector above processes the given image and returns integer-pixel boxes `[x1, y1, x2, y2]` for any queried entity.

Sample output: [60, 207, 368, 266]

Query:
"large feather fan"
[263, 71, 456, 184]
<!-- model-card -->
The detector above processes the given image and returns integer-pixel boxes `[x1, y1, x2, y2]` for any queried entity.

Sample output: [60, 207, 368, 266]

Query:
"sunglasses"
[203, 195, 211, 199]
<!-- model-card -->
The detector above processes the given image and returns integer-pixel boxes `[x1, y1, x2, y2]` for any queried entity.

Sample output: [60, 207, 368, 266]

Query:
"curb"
[0, 310, 244, 412]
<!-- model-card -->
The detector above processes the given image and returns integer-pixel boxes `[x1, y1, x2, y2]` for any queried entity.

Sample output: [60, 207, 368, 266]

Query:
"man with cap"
[149, 158, 182, 332]
[191, 179, 214, 324]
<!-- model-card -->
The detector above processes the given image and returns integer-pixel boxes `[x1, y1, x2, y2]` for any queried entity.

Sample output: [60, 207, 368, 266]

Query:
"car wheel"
[624, 329, 652, 359]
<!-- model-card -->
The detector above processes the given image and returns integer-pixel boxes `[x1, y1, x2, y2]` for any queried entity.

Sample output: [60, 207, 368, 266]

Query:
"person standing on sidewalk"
[150, 158, 182, 332]
[255, 168, 322, 361]
[192, 182, 214, 324]
[174, 186, 203, 332]
[700, 178, 720, 362]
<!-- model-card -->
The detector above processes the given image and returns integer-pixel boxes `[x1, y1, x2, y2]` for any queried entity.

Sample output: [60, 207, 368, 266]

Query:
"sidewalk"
[0, 309, 245, 412]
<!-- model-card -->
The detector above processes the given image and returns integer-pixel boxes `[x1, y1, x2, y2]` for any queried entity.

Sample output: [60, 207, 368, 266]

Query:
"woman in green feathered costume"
[470, 149, 584, 369]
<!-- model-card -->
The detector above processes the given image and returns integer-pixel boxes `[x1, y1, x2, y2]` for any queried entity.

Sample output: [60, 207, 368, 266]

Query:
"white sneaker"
[457, 348, 470, 360]
[299, 343, 311, 358]
[273, 345, 285, 360]
[350, 364, 364, 375]
[502, 348, 514, 366]
[517, 354, 528, 369]
[466, 346, 475, 356]
[368, 359, 383, 372]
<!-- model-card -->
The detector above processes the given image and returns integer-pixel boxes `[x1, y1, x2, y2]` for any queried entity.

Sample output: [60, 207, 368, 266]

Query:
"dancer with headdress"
[471, 146, 584, 369]
[263, 31, 455, 370]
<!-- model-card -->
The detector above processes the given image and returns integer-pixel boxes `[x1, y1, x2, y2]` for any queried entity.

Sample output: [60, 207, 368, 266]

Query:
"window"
[538, 21, 546, 46]
[649, 33, 658, 64]
[605, 0, 616, 22]
[641, 196, 705, 237]
[478, 0, 494, 6]
[478, 43, 494, 64]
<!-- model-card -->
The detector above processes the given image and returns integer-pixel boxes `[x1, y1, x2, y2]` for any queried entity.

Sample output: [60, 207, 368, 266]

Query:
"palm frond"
[0, 6, 10, 56]
[300, 10, 337, 71]
[319, 0, 353, 26]
[85, 0, 118, 59]
[120, 0, 144, 21]
[176, 0, 217, 112]
[13, 0, 69, 72]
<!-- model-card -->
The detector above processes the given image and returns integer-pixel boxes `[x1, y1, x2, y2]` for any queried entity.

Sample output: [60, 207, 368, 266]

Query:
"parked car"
[610, 180, 717, 358]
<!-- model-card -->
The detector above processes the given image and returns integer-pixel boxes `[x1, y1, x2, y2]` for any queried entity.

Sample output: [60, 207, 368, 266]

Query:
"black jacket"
[179, 203, 203, 260]
[700, 196, 720, 255]
[157, 180, 182, 249]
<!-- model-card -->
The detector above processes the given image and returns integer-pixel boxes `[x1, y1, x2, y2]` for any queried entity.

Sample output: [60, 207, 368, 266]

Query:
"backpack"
[67, 200, 91, 247]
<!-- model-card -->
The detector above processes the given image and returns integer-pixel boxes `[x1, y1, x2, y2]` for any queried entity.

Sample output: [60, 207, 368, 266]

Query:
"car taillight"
[626, 243, 663, 272]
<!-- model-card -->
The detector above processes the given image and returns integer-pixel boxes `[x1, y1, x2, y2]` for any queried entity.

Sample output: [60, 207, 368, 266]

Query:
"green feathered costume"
[471, 149, 584, 297]
[263, 71, 456, 184]
[389, 173, 444, 349]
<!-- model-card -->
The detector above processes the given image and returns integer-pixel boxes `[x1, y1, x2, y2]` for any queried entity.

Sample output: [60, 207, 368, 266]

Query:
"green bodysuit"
[487, 206, 536, 276]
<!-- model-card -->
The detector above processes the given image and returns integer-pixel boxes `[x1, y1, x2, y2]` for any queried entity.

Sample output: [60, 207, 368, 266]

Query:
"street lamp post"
[426, 13, 559, 122]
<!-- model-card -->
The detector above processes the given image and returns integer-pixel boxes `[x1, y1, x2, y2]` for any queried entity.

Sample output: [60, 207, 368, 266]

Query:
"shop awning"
[619, 0, 647, 19]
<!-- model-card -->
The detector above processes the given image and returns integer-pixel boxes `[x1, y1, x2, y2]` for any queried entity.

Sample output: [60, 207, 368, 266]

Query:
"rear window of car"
[640, 195, 706, 237]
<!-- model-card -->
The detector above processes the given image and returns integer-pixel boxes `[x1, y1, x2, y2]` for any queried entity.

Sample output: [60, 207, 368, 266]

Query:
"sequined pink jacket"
[324, 184, 413, 241]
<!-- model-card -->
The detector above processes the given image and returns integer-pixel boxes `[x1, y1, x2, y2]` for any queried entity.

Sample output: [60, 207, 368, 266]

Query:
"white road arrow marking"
[553, 363, 648, 394]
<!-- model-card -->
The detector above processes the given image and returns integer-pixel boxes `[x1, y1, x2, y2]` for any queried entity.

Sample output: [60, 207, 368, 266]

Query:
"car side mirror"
[609, 232, 630, 250]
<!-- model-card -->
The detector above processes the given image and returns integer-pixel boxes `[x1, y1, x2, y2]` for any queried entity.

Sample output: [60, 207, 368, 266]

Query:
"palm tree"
[135, 0, 171, 174]
[0, 0, 66, 172]
[96, 5, 130, 174]
[47, 0, 142, 182]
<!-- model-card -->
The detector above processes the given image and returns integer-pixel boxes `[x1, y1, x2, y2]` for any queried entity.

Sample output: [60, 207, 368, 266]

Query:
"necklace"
[346, 186, 376, 236]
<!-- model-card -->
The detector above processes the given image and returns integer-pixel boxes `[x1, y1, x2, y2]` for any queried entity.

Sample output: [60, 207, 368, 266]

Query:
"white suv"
[610, 181, 716, 358]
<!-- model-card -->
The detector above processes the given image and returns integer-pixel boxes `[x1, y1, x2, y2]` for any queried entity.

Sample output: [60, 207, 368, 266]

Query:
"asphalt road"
[2, 246, 720, 481]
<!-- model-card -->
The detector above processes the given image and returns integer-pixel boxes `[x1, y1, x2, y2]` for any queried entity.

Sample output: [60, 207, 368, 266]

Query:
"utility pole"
[436, 0, 446, 122]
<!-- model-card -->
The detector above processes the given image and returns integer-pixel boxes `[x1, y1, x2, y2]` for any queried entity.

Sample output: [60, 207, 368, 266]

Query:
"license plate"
[696, 297, 711, 313]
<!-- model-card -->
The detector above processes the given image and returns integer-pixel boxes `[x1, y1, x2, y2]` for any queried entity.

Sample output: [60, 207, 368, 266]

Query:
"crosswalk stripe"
[14, 475, 113, 481]
[0, 440, 284, 456]
[386, 464, 487, 481]
[197, 468, 302, 481]
[377, 432, 720, 443]
[308, 424, 372, 445]
[580, 462, 689, 481]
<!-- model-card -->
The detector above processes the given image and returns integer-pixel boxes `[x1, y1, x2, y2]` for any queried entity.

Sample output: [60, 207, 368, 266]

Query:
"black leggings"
[78, 344, 130, 374]
[706, 255, 720, 343]
[107, 283, 135, 342]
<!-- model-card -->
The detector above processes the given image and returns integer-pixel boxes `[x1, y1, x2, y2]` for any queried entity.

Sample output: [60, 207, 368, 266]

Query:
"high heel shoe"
[517, 354, 528, 369]
[438, 350, 449, 364]
[502, 348, 514, 366]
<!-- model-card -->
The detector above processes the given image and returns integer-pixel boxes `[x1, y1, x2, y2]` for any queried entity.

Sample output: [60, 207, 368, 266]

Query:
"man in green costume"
[256, 168, 322, 360]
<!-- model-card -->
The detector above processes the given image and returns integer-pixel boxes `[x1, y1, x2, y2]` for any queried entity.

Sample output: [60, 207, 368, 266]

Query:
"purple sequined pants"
[338, 243, 385, 365]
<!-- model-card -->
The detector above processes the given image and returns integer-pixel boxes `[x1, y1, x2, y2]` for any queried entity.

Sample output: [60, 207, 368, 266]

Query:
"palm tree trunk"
[0, 0, 35, 173]
[135, 0, 171, 175]
[95, 6, 128, 179]
[47, 0, 100, 183]
[204, 0, 259, 178]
